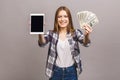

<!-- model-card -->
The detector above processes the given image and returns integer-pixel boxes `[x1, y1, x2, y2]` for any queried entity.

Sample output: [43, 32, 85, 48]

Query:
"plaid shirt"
[38, 29, 90, 78]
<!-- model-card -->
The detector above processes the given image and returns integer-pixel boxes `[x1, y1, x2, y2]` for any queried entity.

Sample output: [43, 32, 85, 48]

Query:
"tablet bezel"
[30, 13, 45, 34]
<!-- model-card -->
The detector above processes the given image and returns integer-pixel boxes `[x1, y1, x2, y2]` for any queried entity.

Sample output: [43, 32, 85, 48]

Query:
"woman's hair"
[53, 6, 75, 34]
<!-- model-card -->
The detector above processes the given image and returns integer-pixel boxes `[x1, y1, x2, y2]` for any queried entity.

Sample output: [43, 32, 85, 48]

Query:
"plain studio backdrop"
[0, 0, 120, 80]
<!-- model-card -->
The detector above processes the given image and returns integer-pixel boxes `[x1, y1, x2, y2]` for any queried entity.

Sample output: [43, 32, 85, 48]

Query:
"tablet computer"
[30, 13, 45, 34]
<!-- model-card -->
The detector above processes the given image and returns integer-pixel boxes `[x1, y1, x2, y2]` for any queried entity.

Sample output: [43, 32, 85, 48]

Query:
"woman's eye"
[58, 15, 68, 18]
[58, 16, 62, 18]
[64, 15, 68, 18]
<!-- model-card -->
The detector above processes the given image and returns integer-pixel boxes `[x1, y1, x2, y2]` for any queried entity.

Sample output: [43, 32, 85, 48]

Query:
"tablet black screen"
[31, 16, 43, 32]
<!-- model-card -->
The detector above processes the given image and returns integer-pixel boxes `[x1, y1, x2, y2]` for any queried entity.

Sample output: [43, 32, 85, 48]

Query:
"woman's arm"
[83, 25, 92, 46]
[38, 34, 47, 47]
[83, 33, 90, 46]
[38, 31, 52, 47]
[38, 34, 46, 44]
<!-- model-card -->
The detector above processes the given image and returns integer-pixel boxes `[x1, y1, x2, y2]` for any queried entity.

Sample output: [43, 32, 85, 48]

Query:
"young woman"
[38, 6, 92, 80]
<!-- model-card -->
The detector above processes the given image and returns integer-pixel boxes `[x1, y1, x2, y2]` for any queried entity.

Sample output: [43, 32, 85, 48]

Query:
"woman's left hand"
[83, 25, 93, 35]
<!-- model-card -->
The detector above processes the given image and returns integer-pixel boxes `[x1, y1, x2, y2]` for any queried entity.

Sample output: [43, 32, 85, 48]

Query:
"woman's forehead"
[58, 10, 68, 15]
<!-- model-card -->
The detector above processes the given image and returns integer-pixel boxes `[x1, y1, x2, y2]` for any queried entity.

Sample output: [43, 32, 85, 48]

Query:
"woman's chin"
[59, 25, 67, 28]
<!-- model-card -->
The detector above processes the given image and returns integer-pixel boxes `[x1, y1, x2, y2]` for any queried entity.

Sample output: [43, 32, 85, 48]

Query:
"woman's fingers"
[83, 25, 93, 33]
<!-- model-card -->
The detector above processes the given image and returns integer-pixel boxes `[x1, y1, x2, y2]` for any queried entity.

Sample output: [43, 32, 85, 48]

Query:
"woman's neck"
[58, 27, 67, 41]
[59, 27, 67, 34]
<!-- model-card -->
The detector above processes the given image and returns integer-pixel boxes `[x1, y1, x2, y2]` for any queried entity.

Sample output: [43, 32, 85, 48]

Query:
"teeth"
[61, 23, 66, 25]
[61, 21, 66, 24]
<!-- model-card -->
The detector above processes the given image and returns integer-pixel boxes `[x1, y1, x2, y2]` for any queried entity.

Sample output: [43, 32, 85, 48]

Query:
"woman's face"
[57, 10, 69, 28]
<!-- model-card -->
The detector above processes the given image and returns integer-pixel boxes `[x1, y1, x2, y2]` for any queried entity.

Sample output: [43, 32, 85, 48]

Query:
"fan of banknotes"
[77, 11, 99, 29]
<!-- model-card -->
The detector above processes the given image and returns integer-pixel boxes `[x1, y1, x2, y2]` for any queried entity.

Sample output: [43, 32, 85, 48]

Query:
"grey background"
[0, 0, 120, 80]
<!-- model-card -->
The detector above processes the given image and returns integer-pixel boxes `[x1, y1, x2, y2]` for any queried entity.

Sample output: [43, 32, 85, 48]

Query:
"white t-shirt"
[56, 38, 74, 67]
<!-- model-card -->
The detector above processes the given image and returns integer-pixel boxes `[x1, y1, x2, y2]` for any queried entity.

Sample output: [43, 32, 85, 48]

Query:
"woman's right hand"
[38, 34, 46, 44]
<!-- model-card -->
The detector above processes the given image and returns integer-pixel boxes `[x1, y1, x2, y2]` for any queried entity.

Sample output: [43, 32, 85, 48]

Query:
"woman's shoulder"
[46, 30, 57, 36]
[46, 30, 53, 34]
[74, 29, 83, 35]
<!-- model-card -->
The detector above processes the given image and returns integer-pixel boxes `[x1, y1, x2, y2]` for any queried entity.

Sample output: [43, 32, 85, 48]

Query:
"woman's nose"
[61, 16, 64, 20]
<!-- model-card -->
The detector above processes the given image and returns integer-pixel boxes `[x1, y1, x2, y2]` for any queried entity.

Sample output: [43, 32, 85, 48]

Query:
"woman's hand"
[38, 34, 46, 44]
[82, 25, 92, 46]
[83, 24, 93, 35]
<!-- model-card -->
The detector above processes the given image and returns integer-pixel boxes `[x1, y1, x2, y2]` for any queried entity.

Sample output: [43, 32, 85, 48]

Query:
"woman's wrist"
[83, 33, 90, 46]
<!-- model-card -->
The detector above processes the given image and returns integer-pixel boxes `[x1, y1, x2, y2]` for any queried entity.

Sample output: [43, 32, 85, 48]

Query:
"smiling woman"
[38, 6, 92, 80]
[53, 6, 74, 35]
[57, 10, 69, 28]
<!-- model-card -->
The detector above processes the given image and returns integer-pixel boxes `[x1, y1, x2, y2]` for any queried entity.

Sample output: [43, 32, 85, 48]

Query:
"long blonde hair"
[53, 6, 75, 34]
